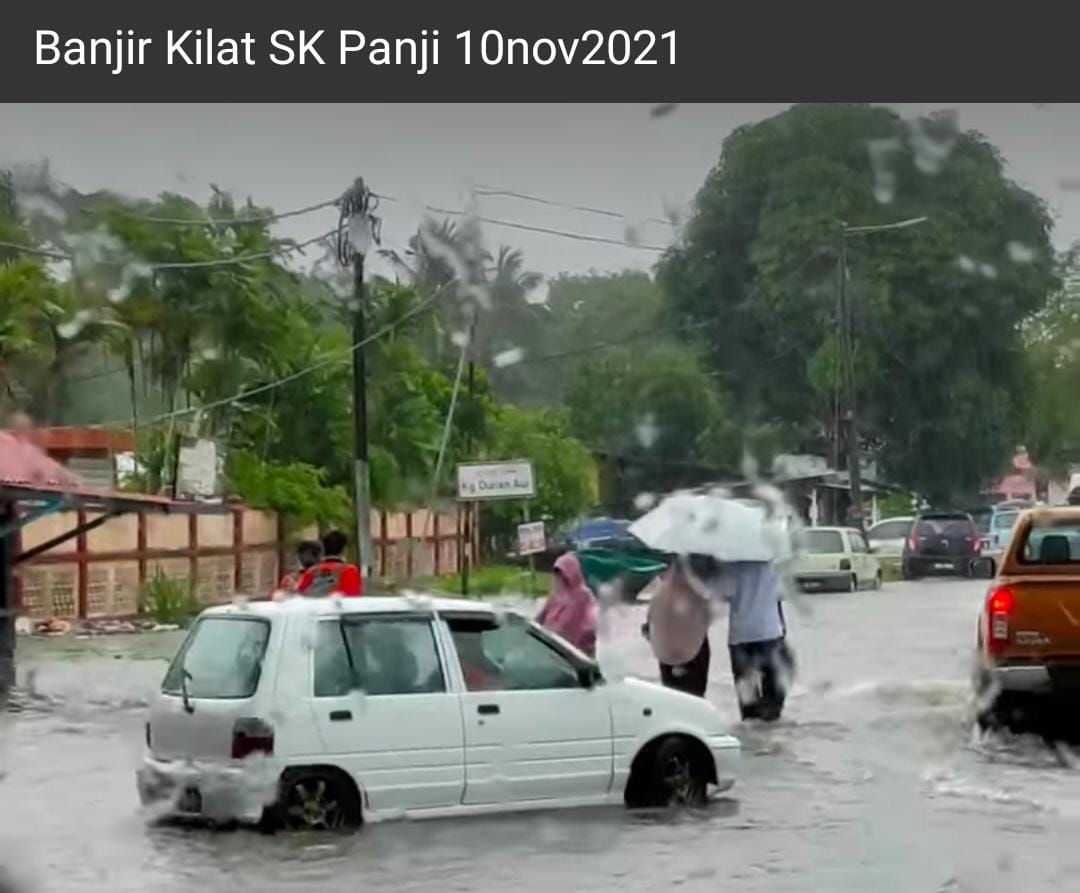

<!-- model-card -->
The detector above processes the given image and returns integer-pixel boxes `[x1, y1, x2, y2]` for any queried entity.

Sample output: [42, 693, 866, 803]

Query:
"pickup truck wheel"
[277, 769, 362, 831]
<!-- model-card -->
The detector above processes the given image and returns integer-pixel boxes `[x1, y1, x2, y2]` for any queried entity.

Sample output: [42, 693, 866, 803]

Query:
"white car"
[137, 596, 740, 830]
[866, 516, 914, 558]
[792, 527, 881, 592]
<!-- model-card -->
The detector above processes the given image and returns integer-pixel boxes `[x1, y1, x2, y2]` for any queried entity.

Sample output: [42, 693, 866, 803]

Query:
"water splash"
[635, 413, 659, 448]
[493, 346, 524, 368]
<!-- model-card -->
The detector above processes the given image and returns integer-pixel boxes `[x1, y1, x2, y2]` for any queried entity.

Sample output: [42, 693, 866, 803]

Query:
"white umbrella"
[629, 489, 791, 563]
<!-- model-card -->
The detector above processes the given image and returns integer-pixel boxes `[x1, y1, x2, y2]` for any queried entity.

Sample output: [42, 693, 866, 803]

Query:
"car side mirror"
[971, 557, 996, 580]
[577, 664, 601, 689]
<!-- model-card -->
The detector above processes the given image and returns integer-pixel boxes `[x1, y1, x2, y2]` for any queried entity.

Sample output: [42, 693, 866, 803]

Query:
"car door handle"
[477, 704, 500, 715]
[329, 710, 353, 722]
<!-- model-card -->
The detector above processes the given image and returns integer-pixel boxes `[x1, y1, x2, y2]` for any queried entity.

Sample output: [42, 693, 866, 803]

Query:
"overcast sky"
[2, 103, 1079, 279]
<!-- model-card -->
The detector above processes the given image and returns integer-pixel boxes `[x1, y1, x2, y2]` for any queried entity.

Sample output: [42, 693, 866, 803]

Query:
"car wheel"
[902, 561, 921, 581]
[873, 571, 883, 591]
[845, 574, 857, 593]
[277, 770, 361, 832]
[653, 736, 708, 808]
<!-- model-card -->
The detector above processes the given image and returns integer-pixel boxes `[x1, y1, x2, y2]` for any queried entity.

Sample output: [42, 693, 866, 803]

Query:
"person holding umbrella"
[641, 555, 713, 697]
[630, 489, 796, 719]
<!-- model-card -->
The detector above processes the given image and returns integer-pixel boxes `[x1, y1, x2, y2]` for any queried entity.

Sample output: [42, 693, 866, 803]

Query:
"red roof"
[0, 432, 83, 487]
[7, 426, 135, 453]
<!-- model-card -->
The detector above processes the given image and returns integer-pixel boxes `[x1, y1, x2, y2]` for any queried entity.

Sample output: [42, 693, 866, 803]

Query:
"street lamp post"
[837, 215, 927, 532]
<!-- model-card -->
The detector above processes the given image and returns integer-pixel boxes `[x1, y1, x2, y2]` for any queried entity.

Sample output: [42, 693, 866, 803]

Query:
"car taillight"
[908, 533, 920, 551]
[231, 718, 274, 760]
[986, 587, 1015, 656]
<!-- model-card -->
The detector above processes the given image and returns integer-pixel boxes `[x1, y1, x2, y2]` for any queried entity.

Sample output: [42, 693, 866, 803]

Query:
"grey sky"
[2, 103, 1079, 279]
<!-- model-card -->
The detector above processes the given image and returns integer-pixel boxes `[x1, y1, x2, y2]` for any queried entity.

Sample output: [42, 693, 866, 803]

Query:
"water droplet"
[909, 111, 958, 176]
[650, 103, 679, 118]
[979, 262, 998, 280]
[633, 492, 657, 511]
[450, 330, 469, 348]
[635, 414, 659, 448]
[524, 279, 550, 306]
[956, 255, 977, 274]
[866, 137, 901, 205]
[493, 347, 524, 368]
[1007, 241, 1036, 264]
[56, 309, 95, 340]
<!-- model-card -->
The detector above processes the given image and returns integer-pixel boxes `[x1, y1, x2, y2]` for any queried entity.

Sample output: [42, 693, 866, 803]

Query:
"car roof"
[200, 594, 497, 620]
[1020, 506, 1080, 524]
[803, 526, 847, 533]
[917, 511, 972, 520]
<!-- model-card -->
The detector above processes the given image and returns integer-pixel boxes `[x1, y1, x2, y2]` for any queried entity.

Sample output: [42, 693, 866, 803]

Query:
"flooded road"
[4, 580, 1080, 892]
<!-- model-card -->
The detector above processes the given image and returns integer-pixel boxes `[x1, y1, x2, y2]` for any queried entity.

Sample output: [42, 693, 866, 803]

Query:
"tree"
[564, 342, 737, 511]
[480, 405, 598, 543]
[659, 104, 1058, 504]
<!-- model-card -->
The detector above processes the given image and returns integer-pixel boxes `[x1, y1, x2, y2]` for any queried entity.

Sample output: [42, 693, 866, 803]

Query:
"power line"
[507, 318, 713, 367]
[473, 184, 674, 228]
[376, 193, 669, 252]
[84, 282, 450, 432]
[0, 230, 335, 271]
[90, 197, 339, 227]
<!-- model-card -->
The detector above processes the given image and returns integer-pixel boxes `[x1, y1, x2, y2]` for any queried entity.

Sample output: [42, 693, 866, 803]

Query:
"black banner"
[1, 2, 1075, 101]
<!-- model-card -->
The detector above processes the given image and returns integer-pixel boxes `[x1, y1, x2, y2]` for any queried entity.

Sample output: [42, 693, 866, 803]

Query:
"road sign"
[457, 460, 535, 501]
[517, 521, 546, 556]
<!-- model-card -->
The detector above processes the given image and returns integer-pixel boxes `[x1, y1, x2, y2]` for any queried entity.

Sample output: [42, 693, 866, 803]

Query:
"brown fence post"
[188, 514, 199, 602]
[433, 512, 441, 575]
[76, 509, 88, 620]
[136, 512, 147, 585]
[405, 512, 413, 580]
[234, 508, 245, 592]
[272, 512, 283, 590]
[379, 510, 388, 579]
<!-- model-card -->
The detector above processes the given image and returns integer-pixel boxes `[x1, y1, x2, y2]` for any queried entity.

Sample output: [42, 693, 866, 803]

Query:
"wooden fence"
[15, 505, 475, 620]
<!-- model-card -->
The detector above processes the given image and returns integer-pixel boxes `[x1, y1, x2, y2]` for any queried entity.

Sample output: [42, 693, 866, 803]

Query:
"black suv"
[902, 511, 981, 579]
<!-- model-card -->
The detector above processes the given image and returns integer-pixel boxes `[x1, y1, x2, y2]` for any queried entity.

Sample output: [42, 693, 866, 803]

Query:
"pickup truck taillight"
[986, 587, 1015, 656]
[232, 718, 274, 760]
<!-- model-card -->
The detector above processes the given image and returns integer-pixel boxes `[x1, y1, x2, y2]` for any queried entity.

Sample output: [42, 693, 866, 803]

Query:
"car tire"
[902, 561, 921, 581]
[623, 736, 710, 810]
[845, 574, 857, 593]
[873, 571, 883, 591]
[272, 769, 362, 832]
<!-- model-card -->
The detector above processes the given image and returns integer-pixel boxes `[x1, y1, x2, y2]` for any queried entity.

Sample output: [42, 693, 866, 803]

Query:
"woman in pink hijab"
[536, 553, 598, 657]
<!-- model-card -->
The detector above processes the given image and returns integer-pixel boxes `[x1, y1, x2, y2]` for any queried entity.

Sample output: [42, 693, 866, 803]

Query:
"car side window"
[448, 616, 581, 692]
[850, 533, 869, 554]
[313, 617, 446, 697]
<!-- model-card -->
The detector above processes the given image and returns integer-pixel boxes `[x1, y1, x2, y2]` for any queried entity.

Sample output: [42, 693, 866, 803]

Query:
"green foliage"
[565, 342, 737, 510]
[422, 564, 553, 598]
[659, 104, 1058, 504]
[141, 569, 200, 625]
[481, 405, 598, 541]
[226, 449, 350, 529]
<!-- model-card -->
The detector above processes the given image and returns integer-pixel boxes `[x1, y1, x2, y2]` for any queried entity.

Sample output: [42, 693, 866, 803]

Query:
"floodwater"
[3, 580, 1080, 892]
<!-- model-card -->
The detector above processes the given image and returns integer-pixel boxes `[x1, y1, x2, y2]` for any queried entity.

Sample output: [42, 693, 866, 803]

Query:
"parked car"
[902, 512, 981, 579]
[791, 526, 881, 592]
[137, 596, 740, 830]
[866, 516, 914, 558]
[983, 505, 1022, 554]
[971, 507, 1080, 731]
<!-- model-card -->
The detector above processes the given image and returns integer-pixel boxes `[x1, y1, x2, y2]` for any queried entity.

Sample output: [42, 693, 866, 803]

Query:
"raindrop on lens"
[493, 347, 524, 368]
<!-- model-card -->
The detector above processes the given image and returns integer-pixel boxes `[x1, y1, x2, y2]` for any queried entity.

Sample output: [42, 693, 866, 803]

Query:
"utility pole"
[837, 222, 864, 532]
[836, 215, 928, 534]
[337, 179, 381, 579]
[460, 315, 477, 597]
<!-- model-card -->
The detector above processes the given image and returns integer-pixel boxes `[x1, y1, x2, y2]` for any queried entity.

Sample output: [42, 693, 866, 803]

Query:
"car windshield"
[161, 617, 270, 699]
[801, 530, 844, 553]
[1020, 522, 1080, 564]
[870, 520, 911, 539]
[915, 517, 973, 536]
[993, 512, 1019, 530]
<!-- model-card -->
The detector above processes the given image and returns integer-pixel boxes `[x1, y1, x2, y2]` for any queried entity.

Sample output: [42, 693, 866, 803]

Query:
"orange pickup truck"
[972, 506, 1080, 731]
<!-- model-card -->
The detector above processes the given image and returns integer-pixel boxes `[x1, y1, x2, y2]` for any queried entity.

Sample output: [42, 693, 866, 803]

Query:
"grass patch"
[141, 569, 201, 625]
[419, 564, 553, 599]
